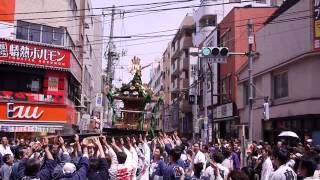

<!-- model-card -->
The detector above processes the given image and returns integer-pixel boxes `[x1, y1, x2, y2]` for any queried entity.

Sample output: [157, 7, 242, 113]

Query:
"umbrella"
[278, 131, 300, 139]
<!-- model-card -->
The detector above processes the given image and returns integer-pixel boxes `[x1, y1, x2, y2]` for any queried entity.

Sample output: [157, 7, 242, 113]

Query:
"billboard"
[0, 38, 71, 69]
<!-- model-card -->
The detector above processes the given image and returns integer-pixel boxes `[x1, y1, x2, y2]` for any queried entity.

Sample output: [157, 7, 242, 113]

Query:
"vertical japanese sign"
[314, 0, 320, 49]
[95, 93, 103, 107]
[0, 39, 71, 68]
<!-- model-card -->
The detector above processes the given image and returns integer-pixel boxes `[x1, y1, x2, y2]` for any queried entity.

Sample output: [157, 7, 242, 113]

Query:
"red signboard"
[0, 38, 70, 69]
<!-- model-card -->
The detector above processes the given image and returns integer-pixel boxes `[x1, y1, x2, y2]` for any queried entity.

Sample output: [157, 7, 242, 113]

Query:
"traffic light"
[200, 47, 229, 58]
[7, 103, 14, 118]
[263, 102, 269, 120]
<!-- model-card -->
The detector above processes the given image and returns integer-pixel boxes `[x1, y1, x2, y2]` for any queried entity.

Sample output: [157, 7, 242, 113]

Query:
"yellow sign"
[315, 20, 320, 38]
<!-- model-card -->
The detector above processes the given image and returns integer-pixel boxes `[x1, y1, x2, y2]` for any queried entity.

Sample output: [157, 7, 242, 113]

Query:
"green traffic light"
[201, 47, 211, 56]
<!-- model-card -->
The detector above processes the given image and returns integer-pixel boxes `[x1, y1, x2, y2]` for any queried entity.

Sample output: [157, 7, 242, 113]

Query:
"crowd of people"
[0, 131, 318, 180]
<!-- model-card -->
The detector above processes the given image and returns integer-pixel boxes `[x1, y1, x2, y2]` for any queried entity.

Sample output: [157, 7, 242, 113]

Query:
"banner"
[0, 38, 71, 69]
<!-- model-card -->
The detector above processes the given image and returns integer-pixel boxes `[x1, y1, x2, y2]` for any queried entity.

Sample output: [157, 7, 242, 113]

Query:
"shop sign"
[7, 103, 44, 119]
[0, 38, 70, 69]
[0, 103, 73, 123]
[95, 93, 102, 107]
[215, 103, 233, 119]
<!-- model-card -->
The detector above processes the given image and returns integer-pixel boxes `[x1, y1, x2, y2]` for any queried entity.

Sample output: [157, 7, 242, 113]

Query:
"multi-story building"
[191, 0, 284, 142]
[215, 7, 276, 139]
[162, 44, 174, 132]
[149, 60, 164, 130]
[237, 0, 317, 142]
[0, 0, 103, 136]
[170, 15, 194, 137]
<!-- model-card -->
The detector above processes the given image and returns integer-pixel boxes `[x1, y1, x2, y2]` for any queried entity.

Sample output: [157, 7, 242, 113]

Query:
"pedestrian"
[0, 137, 13, 157]
[192, 143, 206, 172]
[260, 147, 273, 180]
[150, 146, 166, 180]
[0, 154, 13, 180]
[17, 137, 57, 180]
[298, 153, 319, 179]
[270, 148, 297, 180]
[204, 152, 229, 180]
[163, 148, 184, 180]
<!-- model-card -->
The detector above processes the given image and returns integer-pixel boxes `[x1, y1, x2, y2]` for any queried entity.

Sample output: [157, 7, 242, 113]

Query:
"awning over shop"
[0, 121, 64, 133]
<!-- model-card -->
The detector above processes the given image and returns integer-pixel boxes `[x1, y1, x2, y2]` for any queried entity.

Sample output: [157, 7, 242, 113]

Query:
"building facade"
[149, 60, 164, 130]
[162, 44, 173, 132]
[170, 15, 194, 137]
[216, 7, 276, 139]
[237, 0, 317, 142]
[191, 0, 282, 142]
[0, 0, 104, 135]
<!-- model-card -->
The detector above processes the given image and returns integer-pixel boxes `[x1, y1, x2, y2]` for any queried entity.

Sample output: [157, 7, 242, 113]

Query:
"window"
[199, 15, 216, 28]
[42, 26, 53, 44]
[273, 72, 288, 99]
[221, 30, 230, 47]
[0, 71, 43, 93]
[16, 21, 64, 45]
[70, 0, 78, 16]
[53, 27, 64, 45]
[16, 21, 29, 40]
[29, 23, 41, 42]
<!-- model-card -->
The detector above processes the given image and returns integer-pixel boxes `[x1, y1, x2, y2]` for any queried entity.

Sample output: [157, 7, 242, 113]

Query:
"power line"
[0, 7, 309, 39]
[0, 0, 197, 16]
[64, 14, 313, 49]
[0, 0, 261, 21]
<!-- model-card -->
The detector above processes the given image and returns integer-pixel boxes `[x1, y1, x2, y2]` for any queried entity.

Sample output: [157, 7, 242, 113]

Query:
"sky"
[91, 0, 197, 87]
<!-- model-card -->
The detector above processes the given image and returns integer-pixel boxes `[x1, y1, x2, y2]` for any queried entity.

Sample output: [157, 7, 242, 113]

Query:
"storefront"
[213, 102, 239, 139]
[0, 38, 81, 137]
[263, 114, 320, 145]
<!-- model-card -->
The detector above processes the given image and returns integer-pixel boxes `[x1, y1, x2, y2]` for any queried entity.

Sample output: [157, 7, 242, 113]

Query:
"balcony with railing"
[170, 78, 179, 92]
[179, 57, 189, 72]
[171, 59, 179, 76]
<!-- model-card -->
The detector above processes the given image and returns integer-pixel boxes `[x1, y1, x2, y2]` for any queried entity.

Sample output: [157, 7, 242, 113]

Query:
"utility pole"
[207, 63, 215, 143]
[106, 5, 116, 87]
[203, 63, 208, 145]
[248, 18, 254, 143]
